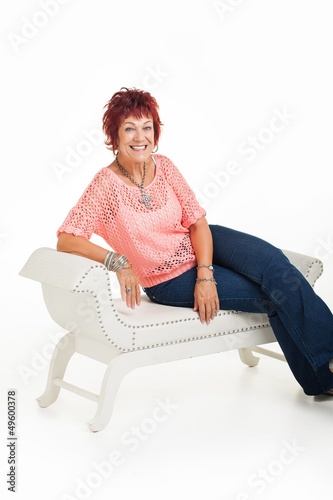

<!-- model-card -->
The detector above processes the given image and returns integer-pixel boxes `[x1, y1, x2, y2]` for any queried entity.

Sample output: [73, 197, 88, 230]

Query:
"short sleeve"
[56, 170, 108, 240]
[160, 155, 206, 229]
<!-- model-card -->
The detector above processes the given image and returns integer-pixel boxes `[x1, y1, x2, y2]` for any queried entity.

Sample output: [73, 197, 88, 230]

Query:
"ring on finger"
[126, 288, 131, 293]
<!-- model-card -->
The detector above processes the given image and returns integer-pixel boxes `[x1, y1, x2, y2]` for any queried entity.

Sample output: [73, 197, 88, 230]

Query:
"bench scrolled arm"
[19, 247, 110, 294]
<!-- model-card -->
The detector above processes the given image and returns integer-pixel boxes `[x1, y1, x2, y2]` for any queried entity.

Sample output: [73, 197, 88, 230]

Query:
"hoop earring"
[152, 145, 158, 153]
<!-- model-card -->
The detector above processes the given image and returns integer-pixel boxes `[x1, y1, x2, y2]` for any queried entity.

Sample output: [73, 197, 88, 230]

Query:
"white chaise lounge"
[19, 247, 323, 431]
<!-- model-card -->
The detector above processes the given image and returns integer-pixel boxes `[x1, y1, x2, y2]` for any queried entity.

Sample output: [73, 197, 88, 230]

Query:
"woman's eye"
[125, 126, 151, 132]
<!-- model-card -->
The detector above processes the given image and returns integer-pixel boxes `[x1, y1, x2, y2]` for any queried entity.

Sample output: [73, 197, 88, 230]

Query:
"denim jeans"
[143, 225, 333, 396]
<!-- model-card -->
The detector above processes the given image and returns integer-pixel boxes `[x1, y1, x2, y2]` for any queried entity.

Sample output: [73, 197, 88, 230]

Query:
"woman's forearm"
[189, 217, 219, 323]
[188, 217, 214, 276]
[57, 232, 109, 264]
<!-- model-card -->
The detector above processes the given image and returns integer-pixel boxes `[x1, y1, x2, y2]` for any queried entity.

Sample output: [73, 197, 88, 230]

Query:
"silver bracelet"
[196, 265, 214, 271]
[112, 255, 129, 272]
[111, 254, 129, 271]
[196, 278, 217, 285]
[104, 251, 118, 270]
[104, 251, 129, 272]
[104, 251, 114, 269]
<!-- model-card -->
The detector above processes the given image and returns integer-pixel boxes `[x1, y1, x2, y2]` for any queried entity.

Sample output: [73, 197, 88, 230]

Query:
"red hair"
[102, 87, 163, 154]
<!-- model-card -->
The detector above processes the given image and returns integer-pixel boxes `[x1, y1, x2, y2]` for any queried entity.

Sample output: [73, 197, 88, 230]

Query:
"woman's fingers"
[125, 282, 140, 308]
[125, 285, 132, 308]
[116, 268, 141, 308]
[205, 303, 212, 324]
[136, 284, 141, 306]
[130, 285, 137, 309]
[194, 282, 219, 324]
[199, 302, 215, 324]
[120, 281, 126, 302]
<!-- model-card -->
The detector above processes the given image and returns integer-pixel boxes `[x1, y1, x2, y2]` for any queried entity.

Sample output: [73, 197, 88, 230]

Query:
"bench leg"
[238, 346, 287, 367]
[37, 332, 76, 408]
[88, 352, 136, 432]
[238, 347, 260, 367]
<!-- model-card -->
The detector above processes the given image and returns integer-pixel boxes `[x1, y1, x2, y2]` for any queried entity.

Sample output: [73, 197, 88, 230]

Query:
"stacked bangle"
[104, 251, 129, 272]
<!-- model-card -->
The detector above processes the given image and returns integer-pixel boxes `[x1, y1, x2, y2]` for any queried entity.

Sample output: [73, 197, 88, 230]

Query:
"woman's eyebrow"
[124, 120, 153, 125]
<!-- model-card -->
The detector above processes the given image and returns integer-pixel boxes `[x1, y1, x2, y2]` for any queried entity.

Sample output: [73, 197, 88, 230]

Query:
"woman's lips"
[130, 145, 147, 151]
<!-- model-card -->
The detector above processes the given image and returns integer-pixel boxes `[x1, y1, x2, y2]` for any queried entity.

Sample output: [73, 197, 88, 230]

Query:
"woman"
[57, 87, 333, 397]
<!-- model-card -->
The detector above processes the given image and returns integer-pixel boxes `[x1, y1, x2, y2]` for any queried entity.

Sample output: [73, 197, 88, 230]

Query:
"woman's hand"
[188, 217, 219, 324]
[193, 280, 220, 324]
[116, 267, 141, 308]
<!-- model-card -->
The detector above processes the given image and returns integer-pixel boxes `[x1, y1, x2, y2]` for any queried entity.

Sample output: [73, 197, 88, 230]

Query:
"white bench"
[19, 247, 323, 432]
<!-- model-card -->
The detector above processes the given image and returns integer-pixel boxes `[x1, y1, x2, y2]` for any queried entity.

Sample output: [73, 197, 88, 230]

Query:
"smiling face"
[117, 115, 155, 163]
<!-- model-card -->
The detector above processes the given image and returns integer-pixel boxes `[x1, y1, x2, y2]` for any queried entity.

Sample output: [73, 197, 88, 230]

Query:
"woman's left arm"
[189, 217, 220, 324]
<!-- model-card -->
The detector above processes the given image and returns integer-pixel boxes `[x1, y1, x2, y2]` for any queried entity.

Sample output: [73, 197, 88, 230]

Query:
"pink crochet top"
[57, 154, 206, 287]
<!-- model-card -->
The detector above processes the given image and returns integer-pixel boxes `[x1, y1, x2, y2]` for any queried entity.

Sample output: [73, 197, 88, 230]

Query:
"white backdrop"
[1, 1, 333, 499]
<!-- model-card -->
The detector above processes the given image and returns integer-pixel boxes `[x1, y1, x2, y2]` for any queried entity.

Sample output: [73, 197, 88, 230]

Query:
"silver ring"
[126, 288, 131, 293]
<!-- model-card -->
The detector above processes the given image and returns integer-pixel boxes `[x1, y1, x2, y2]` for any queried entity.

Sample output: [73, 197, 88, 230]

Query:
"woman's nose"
[134, 129, 145, 141]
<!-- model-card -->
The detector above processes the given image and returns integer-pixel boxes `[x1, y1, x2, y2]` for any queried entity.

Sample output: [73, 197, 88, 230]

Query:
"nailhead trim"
[71, 259, 322, 352]
[305, 259, 323, 287]
[74, 271, 271, 352]
[126, 322, 270, 351]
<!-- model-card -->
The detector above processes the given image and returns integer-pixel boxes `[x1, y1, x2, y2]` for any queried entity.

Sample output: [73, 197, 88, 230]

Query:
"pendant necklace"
[116, 155, 153, 210]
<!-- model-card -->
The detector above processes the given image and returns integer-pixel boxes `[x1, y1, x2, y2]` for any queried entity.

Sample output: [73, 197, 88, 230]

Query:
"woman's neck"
[116, 154, 147, 182]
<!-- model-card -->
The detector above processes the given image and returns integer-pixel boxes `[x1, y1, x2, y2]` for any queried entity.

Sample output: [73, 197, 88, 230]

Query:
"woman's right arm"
[57, 232, 108, 264]
[57, 232, 141, 308]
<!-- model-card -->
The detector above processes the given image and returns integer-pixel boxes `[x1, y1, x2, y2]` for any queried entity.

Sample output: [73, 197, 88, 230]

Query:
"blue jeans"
[144, 225, 333, 396]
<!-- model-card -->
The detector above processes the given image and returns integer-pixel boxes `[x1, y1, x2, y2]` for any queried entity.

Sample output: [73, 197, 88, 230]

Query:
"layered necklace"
[116, 154, 152, 210]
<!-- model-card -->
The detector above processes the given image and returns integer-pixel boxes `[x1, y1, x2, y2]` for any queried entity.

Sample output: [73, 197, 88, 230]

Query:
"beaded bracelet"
[196, 278, 217, 284]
